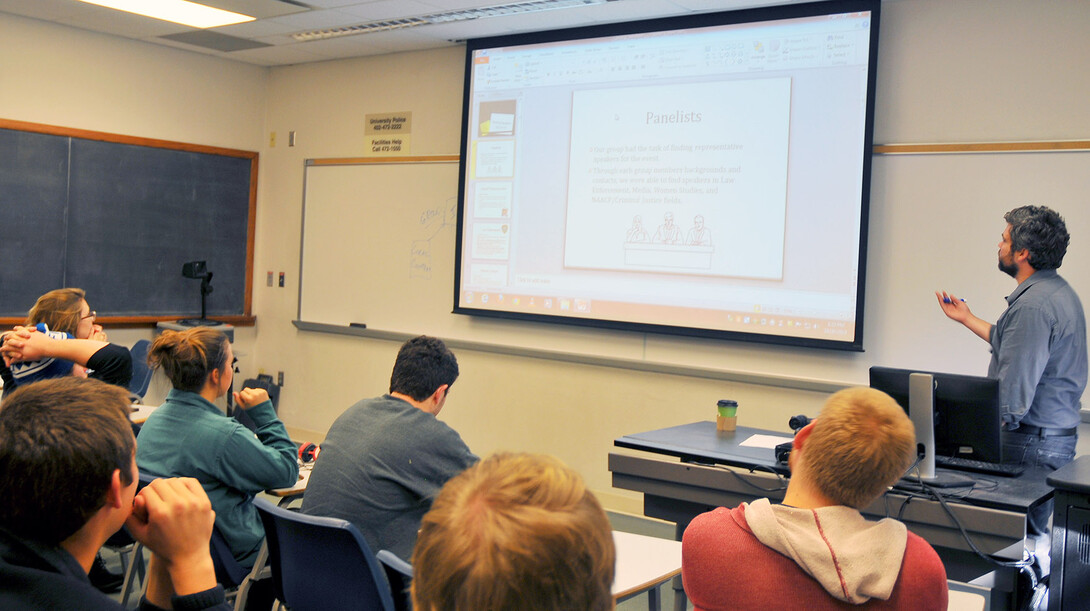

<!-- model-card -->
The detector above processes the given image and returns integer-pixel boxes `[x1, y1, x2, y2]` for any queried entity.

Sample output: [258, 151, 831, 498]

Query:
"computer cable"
[709, 462, 789, 493]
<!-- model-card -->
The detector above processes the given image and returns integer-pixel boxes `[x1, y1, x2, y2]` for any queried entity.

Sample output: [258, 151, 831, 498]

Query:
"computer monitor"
[869, 366, 1002, 480]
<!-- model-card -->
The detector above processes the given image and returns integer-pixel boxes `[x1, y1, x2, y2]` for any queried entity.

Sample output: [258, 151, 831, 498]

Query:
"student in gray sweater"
[301, 336, 478, 561]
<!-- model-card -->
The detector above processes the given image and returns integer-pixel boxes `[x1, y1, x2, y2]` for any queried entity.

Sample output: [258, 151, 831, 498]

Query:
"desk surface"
[611, 530, 682, 600]
[615, 420, 1053, 514]
[269, 459, 313, 497]
[616, 422, 792, 474]
[130, 403, 158, 425]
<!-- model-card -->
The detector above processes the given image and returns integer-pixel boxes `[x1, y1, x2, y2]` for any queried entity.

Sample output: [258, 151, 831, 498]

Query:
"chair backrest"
[253, 497, 397, 611]
[138, 471, 248, 588]
[375, 550, 414, 611]
[128, 339, 153, 400]
[209, 526, 250, 588]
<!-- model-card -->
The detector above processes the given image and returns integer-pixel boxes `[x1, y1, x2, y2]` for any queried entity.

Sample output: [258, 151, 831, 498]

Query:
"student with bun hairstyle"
[136, 327, 298, 569]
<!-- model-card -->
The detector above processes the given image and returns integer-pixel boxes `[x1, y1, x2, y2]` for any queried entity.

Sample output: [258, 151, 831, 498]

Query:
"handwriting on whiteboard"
[411, 197, 457, 279]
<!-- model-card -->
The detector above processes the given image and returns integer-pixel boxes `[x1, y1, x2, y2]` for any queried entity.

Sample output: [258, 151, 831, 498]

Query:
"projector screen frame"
[453, 0, 881, 352]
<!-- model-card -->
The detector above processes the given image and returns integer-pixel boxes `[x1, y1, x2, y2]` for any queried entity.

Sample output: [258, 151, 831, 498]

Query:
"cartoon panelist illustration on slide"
[654, 212, 684, 244]
[625, 215, 649, 243]
[687, 215, 712, 246]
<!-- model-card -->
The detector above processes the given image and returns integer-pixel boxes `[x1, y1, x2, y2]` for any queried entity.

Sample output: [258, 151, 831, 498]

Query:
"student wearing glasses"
[135, 327, 298, 571]
[0, 288, 133, 397]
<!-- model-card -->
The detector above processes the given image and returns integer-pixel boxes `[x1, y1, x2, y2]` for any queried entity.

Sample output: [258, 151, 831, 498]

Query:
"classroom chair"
[135, 472, 266, 610]
[108, 471, 158, 606]
[127, 340, 153, 402]
[252, 497, 400, 611]
[209, 524, 274, 611]
[375, 550, 413, 611]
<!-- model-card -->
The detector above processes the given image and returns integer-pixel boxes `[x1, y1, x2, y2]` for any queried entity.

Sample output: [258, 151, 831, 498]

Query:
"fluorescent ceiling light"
[292, 0, 610, 42]
[75, 0, 255, 29]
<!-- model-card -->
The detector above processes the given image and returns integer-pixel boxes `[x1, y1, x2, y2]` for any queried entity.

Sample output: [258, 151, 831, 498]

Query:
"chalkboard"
[0, 120, 256, 323]
[296, 147, 1089, 391]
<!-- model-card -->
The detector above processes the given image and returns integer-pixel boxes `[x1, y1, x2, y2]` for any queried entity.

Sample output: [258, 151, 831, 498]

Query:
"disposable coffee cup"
[717, 399, 738, 432]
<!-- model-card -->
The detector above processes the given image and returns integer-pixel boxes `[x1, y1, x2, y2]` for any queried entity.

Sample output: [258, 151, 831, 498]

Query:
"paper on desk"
[740, 434, 794, 449]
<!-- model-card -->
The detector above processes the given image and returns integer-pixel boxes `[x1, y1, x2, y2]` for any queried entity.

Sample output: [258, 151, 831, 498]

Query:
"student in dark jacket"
[0, 377, 230, 611]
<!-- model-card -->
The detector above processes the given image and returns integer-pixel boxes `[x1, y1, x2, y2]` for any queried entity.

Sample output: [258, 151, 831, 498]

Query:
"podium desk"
[611, 422, 1055, 611]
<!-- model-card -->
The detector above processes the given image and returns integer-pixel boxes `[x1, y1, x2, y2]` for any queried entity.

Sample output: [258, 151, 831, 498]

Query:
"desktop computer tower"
[1047, 456, 1090, 611]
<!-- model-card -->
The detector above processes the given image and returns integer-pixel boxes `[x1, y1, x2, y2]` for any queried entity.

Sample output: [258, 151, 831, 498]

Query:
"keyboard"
[935, 455, 1025, 477]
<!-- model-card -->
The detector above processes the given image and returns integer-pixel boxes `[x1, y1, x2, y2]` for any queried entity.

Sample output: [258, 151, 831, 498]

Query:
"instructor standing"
[937, 205, 1086, 487]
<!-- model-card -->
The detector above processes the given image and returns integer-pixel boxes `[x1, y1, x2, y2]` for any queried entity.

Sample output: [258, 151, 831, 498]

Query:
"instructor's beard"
[998, 257, 1018, 278]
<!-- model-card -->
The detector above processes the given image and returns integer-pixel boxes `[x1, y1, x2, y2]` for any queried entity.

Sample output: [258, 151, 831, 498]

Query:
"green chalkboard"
[0, 120, 256, 324]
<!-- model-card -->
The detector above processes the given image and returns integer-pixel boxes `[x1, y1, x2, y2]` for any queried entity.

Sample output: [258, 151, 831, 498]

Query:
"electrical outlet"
[277, 371, 284, 387]
[266, 271, 273, 287]
[269, 132, 276, 147]
[278, 272, 285, 288]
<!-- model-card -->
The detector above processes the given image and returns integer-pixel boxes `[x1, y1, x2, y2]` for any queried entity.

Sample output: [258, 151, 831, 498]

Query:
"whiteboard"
[297, 150, 1090, 389]
[299, 160, 461, 331]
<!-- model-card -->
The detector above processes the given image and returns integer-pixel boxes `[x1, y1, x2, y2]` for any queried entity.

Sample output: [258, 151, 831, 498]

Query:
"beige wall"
[4, 0, 1089, 515]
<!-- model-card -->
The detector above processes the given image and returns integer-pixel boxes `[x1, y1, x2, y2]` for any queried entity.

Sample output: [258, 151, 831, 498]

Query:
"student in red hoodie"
[682, 387, 948, 611]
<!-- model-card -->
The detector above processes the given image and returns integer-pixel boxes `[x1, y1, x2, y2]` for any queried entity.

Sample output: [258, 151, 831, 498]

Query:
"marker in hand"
[943, 297, 966, 304]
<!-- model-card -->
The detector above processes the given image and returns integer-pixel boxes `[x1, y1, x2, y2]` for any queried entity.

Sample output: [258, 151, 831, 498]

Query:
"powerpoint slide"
[563, 78, 791, 279]
[474, 140, 516, 178]
[474, 182, 513, 218]
[468, 263, 509, 287]
[471, 223, 511, 260]
[478, 100, 517, 137]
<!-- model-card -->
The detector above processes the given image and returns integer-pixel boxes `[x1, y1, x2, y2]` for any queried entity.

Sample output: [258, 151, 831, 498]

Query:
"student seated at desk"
[1, 288, 132, 399]
[301, 336, 477, 561]
[682, 387, 948, 610]
[412, 452, 616, 611]
[0, 287, 135, 593]
[0, 377, 230, 611]
[136, 328, 297, 570]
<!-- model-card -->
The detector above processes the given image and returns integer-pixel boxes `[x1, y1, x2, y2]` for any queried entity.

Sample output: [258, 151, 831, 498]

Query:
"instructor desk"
[610, 422, 1054, 610]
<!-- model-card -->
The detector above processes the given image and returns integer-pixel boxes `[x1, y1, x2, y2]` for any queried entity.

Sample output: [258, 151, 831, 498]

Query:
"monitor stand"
[899, 466, 978, 489]
[905, 373, 977, 488]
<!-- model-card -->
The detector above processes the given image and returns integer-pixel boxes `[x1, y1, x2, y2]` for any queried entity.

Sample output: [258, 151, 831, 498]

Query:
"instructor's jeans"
[1002, 430, 1077, 536]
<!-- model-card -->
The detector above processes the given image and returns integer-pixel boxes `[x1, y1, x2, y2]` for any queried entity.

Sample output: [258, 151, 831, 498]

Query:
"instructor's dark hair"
[0, 377, 134, 544]
[389, 336, 458, 401]
[1005, 205, 1069, 270]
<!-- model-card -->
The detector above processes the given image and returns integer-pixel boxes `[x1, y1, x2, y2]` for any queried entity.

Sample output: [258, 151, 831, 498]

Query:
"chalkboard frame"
[0, 118, 257, 327]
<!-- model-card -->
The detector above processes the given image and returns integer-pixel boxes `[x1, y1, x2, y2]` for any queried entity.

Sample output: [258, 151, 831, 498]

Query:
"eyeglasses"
[81, 311, 97, 321]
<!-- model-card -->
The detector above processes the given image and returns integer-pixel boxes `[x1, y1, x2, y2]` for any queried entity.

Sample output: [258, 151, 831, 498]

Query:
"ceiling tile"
[213, 18, 298, 38]
[0, 0, 826, 67]
[336, 0, 438, 21]
[228, 42, 331, 65]
[54, 8, 190, 39]
[266, 7, 366, 30]
[0, 0, 94, 20]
